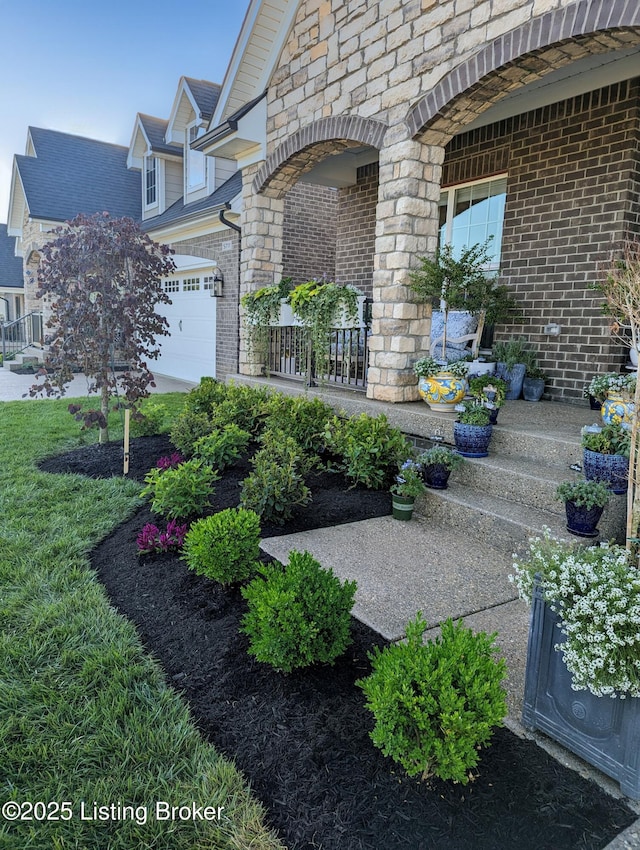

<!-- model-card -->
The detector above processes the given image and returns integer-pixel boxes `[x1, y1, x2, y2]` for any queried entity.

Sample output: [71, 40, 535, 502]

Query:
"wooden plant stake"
[123, 408, 130, 476]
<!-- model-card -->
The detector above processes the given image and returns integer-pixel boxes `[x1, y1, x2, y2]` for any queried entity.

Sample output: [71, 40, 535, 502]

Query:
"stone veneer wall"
[283, 181, 338, 283]
[169, 231, 241, 381]
[443, 78, 640, 402]
[335, 162, 377, 296]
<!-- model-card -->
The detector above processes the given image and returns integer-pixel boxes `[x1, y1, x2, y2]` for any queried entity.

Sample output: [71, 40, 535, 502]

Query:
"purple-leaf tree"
[29, 212, 176, 443]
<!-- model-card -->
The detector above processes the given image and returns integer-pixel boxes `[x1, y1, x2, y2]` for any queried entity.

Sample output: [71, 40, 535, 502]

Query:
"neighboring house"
[196, 0, 640, 404]
[0, 224, 25, 322]
[7, 128, 141, 320]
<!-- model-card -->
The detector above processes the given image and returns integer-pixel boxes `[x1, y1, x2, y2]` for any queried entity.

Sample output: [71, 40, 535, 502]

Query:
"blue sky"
[0, 0, 251, 220]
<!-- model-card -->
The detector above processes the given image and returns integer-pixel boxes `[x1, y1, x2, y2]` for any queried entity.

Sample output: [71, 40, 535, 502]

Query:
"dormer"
[127, 114, 183, 220]
[166, 77, 225, 204]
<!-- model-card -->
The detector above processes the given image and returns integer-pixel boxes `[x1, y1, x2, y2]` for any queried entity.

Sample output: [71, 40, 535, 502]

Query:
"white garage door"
[154, 272, 217, 383]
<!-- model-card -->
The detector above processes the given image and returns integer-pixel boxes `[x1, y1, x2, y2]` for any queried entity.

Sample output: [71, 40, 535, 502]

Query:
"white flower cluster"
[511, 530, 640, 698]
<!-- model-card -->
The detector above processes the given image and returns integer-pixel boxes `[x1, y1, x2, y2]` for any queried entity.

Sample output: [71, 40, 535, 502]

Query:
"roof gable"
[212, 0, 299, 126]
[166, 77, 221, 144]
[15, 127, 141, 223]
[128, 114, 183, 169]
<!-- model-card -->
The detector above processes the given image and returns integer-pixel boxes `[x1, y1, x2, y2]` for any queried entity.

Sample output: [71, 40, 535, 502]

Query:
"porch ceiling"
[462, 45, 640, 134]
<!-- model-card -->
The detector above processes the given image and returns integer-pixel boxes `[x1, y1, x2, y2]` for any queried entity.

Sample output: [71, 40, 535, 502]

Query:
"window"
[145, 156, 157, 207]
[186, 124, 206, 190]
[163, 278, 180, 293]
[438, 175, 507, 269]
[183, 277, 200, 292]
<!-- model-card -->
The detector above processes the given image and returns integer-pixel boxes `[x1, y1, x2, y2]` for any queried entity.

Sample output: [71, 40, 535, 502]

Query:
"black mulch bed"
[41, 436, 636, 850]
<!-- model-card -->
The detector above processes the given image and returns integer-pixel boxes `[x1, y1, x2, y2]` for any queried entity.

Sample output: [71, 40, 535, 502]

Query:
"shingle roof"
[0, 224, 23, 289]
[16, 127, 141, 223]
[142, 170, 241, 232]
[184, 78, 221, 121]
[138, 115, 183, 157]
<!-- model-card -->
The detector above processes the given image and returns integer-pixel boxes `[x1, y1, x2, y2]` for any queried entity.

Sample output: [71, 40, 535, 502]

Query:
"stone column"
[366, 134, 445, 402]
[239, 162, 285, 376]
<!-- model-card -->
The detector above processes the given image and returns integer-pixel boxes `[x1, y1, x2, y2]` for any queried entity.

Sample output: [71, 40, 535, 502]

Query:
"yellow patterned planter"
[601, 392, 635, 427]
[417, 373, 466, 413]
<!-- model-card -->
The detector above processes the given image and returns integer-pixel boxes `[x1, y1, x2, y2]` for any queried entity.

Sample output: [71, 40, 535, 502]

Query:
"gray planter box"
[522, 583, 640, 799]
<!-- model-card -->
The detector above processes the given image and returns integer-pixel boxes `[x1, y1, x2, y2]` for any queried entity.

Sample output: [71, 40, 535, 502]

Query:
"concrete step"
[453, 452, 577, 514]
[415, 480, 627, 554]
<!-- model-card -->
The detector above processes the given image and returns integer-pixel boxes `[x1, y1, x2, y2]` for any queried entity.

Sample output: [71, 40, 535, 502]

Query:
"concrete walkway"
[262, 515, 640, 831]
[0, 368, 196, 402]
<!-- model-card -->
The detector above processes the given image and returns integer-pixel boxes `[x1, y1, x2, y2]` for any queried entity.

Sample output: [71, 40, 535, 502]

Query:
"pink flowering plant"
[137, 520, 188, 555]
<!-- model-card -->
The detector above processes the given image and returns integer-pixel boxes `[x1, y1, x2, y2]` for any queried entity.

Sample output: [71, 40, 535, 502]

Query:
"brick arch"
[254, 115, 388, 198]
[407, 0, 640, 145]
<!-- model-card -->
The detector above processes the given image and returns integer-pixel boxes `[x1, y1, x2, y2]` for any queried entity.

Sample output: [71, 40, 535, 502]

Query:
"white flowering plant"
[584, 372, 636, 403]
[511, 530, 640, 698]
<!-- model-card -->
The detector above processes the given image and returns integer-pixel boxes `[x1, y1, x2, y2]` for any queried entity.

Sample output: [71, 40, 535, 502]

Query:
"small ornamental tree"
[29, 212, 176, 442]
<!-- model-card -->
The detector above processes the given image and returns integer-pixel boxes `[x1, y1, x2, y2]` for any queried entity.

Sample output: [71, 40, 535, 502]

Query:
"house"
[0, 224, 24, 322]
[7, 127, 141, 321]
[196, 0, 640, 404]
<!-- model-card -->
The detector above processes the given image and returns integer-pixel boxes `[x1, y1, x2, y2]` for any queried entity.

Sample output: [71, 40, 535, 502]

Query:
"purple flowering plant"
[136, 520, 188, 555]
[156, 452, 184, 471]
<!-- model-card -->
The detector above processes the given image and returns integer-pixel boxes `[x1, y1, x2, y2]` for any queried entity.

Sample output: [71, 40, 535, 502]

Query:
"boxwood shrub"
[240, 550, 357, 673]
[182, 508, 261, 585]
[358, 613, 507, 785]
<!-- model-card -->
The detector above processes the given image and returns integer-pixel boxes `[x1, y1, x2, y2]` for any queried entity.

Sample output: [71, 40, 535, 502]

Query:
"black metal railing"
[268, 319, 371, 391]
[1, 312, 44, 360]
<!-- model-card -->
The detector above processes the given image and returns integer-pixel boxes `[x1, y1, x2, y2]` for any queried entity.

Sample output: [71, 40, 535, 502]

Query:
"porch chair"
[429, 309, 484, 361]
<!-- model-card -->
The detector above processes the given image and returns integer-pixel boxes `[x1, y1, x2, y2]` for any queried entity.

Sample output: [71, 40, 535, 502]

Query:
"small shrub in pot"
[419, 445, 463, 489]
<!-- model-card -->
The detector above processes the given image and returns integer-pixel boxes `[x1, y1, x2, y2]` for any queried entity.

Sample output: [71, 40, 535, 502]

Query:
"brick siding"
[335, 162, 378, 297]
[443, 79, 640, 402]
[282, 182, 338, 283]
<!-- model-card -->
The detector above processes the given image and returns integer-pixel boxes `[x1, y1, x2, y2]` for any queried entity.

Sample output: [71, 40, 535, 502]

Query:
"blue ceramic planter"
[564, 500, 604, 538]
[496, 362, 526, 400]
[523, 584, 640, 799]
[453, 422, 493, 458]
[583, 449, 629, 495]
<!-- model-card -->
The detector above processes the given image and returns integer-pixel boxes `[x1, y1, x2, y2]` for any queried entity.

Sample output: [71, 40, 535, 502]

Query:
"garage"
[153, 256, 218, 384]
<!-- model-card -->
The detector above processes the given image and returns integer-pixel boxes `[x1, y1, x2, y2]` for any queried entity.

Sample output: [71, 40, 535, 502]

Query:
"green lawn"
[0, 396, 283, 850]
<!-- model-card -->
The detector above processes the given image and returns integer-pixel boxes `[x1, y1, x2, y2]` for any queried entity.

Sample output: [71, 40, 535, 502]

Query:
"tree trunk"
[99, 383, 110, 444]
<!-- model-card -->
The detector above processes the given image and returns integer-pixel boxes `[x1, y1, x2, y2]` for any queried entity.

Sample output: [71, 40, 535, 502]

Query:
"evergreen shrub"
[241, 550, 357, 672]
[141, 459, 218, 519]
[358, 613, 507, 784]
[182, 508, 261, 585]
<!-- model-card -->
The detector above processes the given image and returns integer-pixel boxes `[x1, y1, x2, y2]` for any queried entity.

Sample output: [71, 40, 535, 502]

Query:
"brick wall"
[169, 230, 241, 381]
[283, 182, 337, 284]
[335, 162, 378, 297]
[442, 79, 640, 402]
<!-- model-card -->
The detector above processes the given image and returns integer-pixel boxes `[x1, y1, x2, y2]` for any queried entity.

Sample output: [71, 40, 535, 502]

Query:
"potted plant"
[584, 372, 636, 426]
[512, 531, 640, 799]
[581, 423, 630, 495]
[555, 478, 610, 538]
[410, 238, 520, 360]
[468, 374, 508, 424]
[522, 365, 546, 402]
[453, 401, 493, 458]
[241, 277, 295, 362]
[491, 337, 535, 400]
[418, 445, 463, 490]
[413, 355, 469, 413]
[390, 458, 426, 520]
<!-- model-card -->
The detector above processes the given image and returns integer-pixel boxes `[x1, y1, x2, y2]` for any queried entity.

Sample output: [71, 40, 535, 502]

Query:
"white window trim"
[185, 121, 207, 195]
[439, 173, 507, 272]
[144, 154, 158, 210]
